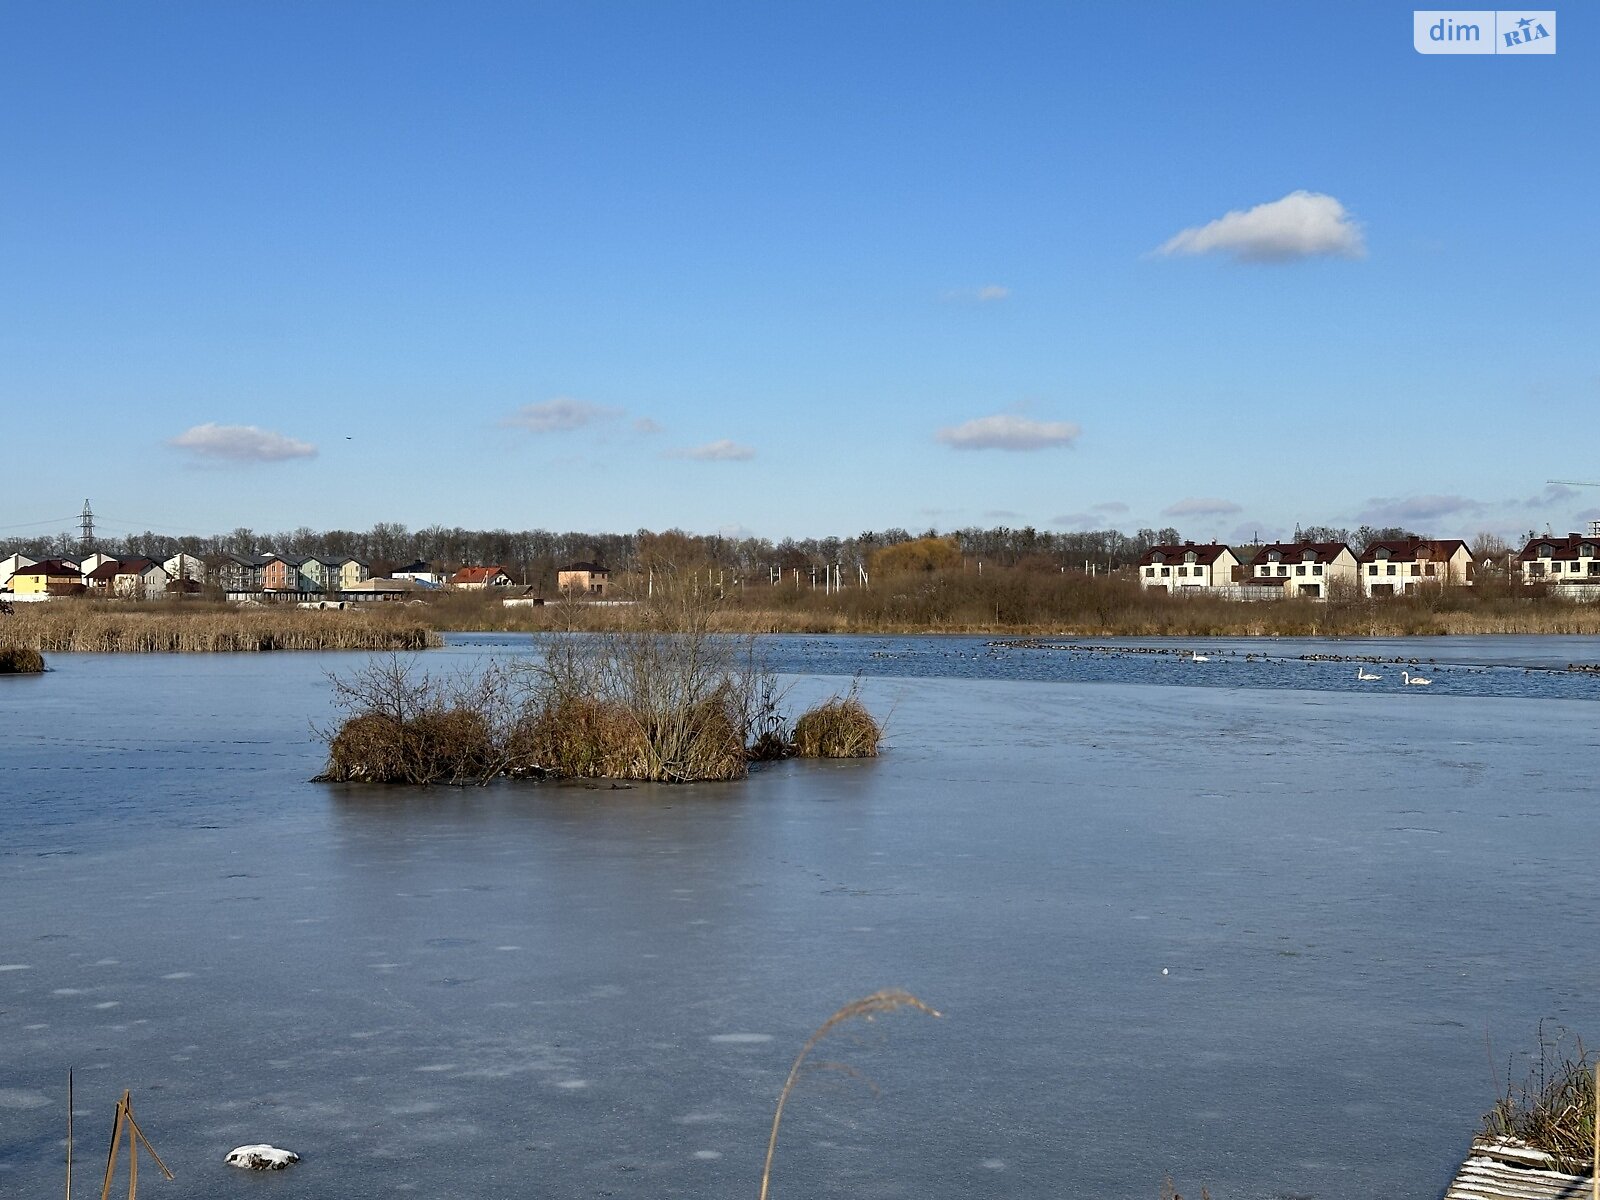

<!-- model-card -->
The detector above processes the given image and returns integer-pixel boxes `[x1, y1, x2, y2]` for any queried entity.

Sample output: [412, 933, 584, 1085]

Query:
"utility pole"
[79, 500, 95, 555]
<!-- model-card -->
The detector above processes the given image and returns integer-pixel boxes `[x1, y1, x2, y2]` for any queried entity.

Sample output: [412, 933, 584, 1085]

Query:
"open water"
[2, 633, 1599, 1199]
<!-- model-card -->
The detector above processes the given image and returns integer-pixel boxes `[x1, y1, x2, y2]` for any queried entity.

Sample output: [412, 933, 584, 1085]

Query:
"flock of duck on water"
[1185, 649, 1431, 684]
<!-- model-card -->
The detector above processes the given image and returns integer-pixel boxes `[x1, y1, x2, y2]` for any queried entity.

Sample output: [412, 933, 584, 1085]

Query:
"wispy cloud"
[168, 423, 316, 463]
[941, 284, 1011, 304]
[1156, 190, 1365, 263]
[983, 509, 1023, 521]
[665, 438, 756, 462]
[500, 397, 621, 433]
[936, 414, 1081, 452]
[1092, 500, 1129, 515]
[1358, 494, 1482, 524]
[632, 416, 664, 435]
[1162, 497, 1242, 517]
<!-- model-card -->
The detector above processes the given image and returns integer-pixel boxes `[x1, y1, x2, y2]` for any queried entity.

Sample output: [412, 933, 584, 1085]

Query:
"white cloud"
[1092, 500, 1129, 514]
[1162, 497, 1242, 517]
[168, 423, 316, 463]
[1156, 190, 1365, 263]
[977, 285, 1009, 302]
[936, 414, 1081, 452]
[983, 509, 1024, 520]
[666, 439, 756, 462]
[501, 398, 620, 433]
[632, 416, 664, 435]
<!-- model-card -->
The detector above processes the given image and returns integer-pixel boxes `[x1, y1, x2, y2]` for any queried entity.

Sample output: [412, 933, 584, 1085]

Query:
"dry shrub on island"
[317, 582, 884, 785]
[0, 645, 46, 673]
[791, 685, 882, 758]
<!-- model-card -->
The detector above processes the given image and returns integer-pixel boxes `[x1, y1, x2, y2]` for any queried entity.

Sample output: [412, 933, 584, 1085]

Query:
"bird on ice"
[225, 1145, 300, 1170]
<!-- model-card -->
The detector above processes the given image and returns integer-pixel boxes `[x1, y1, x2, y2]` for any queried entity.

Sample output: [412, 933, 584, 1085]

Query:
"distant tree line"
[5, 518, 1473, 586]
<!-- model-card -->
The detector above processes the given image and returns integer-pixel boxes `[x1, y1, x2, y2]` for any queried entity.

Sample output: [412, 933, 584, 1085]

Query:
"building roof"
[1138, 543, 1234, 567]
[1358, 538, 1470, 564]
[115, 558, 162, 575]
[13, 558, 81, 577]
[396, 560, 433, 573]
[560, 561, 610, 574]
[1247, 542, 1353, 566]
[1517, 533, 1600, 562]
[87, 561, 122, 581]
[452, 565, 511, 584]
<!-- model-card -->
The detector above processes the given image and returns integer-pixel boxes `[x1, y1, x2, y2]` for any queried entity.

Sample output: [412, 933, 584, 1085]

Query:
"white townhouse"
[1137, 543, 1241, 591]
[1245, 542, 1358, 599]
[1357, 538, 1473, 596]
[1517, 527, 1600, 585]
[163, 552, 207, 583]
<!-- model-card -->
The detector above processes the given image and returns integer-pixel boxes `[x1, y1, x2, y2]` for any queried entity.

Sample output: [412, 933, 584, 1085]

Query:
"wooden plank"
[1445, 1138, 1592, 1200]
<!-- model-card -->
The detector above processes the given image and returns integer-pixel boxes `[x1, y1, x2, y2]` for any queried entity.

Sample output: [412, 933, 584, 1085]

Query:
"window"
[1176, 567, 1187, 577]
[1145, 567, 1155, 577]
[1425, 564, 1436, 576]
[1410, 564, 1421, 576]
[1278, 565, 1288, 576]
[1313, 565, 1323, 575]
[1296, 564, 1306, 576]
[1387, 565, 1397, 575]
[1368, 565, 1378, 575]
[1160, 567, 1170, 577]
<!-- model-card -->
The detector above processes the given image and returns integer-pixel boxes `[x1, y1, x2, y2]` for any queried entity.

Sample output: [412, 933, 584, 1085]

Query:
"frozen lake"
[3, 633, 1600, 1199]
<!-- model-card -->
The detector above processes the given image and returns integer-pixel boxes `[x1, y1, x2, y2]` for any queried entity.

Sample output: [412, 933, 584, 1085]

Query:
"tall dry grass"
[3, 601, 438, 652]
[1484, 1024, 1597, 1172]
[791, 685, 882, 758]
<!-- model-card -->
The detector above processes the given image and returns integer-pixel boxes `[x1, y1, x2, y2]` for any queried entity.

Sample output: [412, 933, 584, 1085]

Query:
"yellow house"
[557, 561, 610, 596]
[10, 559, 83, 596]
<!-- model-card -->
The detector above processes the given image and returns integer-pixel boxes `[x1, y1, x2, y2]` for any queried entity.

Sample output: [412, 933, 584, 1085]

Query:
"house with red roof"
[450, 565, 514, 590]
[1245, 542, 1357, 599]
[1517, 531, 1600, 586]
[1357, 538, 1473, 596]
[1137, 543, 1240, 592]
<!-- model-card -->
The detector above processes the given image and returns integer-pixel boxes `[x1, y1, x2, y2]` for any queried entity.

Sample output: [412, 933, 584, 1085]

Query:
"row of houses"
[0, 552, 614, 602]
[1137, 526, 1600, 599]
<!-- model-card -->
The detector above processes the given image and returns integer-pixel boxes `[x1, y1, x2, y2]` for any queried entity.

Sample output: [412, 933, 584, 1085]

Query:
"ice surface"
[2, 635, 1599, 1200]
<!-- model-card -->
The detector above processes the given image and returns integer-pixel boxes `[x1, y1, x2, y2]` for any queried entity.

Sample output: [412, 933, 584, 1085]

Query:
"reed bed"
[0, 645, 46, 673]
[2, 603, 439, 653]
[421, 569, 1600, 638]
[1484, 1025, 1597, 1171]
[791, 687, 882, 758]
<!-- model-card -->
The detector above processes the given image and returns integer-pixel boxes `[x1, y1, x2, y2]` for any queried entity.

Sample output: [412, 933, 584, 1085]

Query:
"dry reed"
[759, 990, 941, 1200]
[4, 603, 438, 653]
[1484, 1024, 1598, 1171]
[791, 686, 882, 758]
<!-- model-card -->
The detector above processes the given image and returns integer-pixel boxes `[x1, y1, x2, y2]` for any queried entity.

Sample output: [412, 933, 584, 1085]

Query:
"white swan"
[1402, 670, 1431, 686]
[1356, 667, 1381, 681]
[1189, 651, 1209, 663]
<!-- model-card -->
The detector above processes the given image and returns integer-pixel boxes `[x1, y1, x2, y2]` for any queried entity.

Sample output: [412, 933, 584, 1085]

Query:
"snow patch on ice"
[981, 1158, 1006, 1170]
[161, 972, 195, 980]
[693, 1150, 722, 1160]
[709, 1033, 773, 1044]
[93, 1001, 121, 1010]
[0, 964, 34, 972]
[555, 1080, 589, 1089]
[413, 1064, 456, 1073]
[0, 1089, 52, 1110]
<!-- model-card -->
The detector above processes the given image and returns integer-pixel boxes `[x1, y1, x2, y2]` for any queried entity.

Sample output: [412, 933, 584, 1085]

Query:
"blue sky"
[2, 2, 1594, 545]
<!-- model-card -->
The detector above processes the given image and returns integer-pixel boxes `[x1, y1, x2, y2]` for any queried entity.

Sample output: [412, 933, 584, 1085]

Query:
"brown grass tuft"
[0, 645, 46, 673]
[1484, 1024, 1597, 1171]
[791, 687, 882, 758]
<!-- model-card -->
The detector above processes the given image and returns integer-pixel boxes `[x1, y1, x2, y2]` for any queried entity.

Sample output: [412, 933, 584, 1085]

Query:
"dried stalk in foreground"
[758, 989, 941, 1200]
